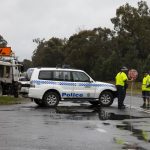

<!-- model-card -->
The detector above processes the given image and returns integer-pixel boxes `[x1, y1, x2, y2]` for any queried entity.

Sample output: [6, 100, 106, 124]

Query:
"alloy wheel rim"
[46, 94, 57, 105]
[100, 94, 111, 104]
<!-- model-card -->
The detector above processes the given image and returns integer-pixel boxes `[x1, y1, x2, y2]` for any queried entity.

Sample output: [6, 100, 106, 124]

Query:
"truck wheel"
[34, 99, 45, 107]
[0, 85, 2, 96]
[99, 91, 113, 107]
[14, 92, 19, 98]
[43, 92, 60, 107]
[13, 82, 19, 98]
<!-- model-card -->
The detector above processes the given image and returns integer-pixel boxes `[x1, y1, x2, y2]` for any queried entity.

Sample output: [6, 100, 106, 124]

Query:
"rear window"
[38, 71, 53, 80]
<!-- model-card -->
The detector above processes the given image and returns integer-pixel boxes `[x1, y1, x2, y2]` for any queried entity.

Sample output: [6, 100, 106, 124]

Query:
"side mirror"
[90, 79, 94, 83]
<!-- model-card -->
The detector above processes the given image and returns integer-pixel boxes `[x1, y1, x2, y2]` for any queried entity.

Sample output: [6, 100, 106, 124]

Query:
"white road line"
[96, 128, 107, 133]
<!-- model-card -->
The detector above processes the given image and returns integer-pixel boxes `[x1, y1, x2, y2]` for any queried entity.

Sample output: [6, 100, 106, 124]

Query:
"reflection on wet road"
[0, 99, 150, 150]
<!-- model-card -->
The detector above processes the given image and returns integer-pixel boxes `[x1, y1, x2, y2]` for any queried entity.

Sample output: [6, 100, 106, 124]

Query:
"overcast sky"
[0, 0, 150, 61]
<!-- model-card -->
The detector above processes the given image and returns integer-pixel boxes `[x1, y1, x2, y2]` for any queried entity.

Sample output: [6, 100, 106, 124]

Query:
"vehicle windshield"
[26, 68, 34, 80]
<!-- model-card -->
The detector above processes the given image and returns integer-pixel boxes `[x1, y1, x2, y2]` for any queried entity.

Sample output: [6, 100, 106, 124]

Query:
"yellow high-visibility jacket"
[115, 72, 128, 86]
[142, 75, 150, 91]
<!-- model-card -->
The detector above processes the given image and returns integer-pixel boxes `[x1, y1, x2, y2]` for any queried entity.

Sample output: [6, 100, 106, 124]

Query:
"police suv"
[28, 68, 117, 107]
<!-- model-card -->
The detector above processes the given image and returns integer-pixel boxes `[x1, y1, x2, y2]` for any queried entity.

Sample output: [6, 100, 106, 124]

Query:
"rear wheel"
[43, 92, 60, 107]
[99, 91, 113, 107]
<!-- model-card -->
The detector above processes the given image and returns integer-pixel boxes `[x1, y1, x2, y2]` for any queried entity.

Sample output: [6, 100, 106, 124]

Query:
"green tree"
[32, 38, 65, 67]
[0, 35, 7, 47]
[31, 1, 150, 81]
[111, 1, 150, 79]
[64, 28, 115, 78]
[22, 59, 33, 71]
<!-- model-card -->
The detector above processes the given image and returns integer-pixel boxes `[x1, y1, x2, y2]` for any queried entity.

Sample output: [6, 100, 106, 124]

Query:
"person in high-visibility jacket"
[142, 72, 150, 108]
[115, 66, 128, 109]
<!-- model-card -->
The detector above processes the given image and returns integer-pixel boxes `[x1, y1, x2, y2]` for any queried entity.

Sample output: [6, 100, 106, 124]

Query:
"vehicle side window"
[72, 72, 90, 82]
[53, 71, 63, 81]
[0, 65, 4, 77]
[5, 66, 10, 78]
[53, 71, 72, 81]
[63, 71, 71, 81]
[38, 71, 53, 80]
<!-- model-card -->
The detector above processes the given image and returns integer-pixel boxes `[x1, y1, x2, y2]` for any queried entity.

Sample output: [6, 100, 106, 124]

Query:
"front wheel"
[43, 92, 60, 107]
[99, 91, 113, 107]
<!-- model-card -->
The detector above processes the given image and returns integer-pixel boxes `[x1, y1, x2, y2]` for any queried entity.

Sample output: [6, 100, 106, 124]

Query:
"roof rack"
[56, 64, 71, 69]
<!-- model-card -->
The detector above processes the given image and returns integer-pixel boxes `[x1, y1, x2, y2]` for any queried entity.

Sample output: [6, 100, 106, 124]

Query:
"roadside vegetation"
[109, 81, 142, 96]
[0, 96, 24, 105]
[30, 1, 150, 82]
[127, 82, 142, 96]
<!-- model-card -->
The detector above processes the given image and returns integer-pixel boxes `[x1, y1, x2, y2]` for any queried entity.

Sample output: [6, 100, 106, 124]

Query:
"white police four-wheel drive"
[28, 68, 117, 107]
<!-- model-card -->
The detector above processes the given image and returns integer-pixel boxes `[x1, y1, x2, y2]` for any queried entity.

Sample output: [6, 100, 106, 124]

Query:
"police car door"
[53, 71, 74, 98]
[72, 71, 96, 98]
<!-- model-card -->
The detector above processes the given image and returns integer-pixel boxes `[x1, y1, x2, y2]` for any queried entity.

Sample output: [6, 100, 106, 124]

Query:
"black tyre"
[99, 91, 113, 107]
[13, 82, 19, 98]
[89, 100, 100, 105]
[14, 92, 19, 98]
[34, 99, 45, 107]
[0, 85, 2, 96]
[43, 92, 60, 107]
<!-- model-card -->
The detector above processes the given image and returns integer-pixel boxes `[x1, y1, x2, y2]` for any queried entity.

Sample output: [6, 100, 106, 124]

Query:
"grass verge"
[0, 96, 23, 105]
[127, 82, 142, 96]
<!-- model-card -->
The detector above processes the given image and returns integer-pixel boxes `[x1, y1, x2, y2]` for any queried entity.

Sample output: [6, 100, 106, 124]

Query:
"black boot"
[141, 103, 146, 108]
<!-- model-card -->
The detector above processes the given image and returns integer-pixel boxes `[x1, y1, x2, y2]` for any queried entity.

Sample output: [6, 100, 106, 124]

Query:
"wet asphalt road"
[0, 96, 150, 150]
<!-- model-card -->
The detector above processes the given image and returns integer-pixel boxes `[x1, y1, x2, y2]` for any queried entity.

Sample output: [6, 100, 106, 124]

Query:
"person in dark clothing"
[115, 67, 128, 109]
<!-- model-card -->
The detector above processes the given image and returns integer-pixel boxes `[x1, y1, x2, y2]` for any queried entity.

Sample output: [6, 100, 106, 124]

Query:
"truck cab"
[0, 55, 22, 97]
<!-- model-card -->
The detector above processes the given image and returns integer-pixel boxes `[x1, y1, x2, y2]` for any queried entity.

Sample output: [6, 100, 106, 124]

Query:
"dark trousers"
[116, 85, 126, 108]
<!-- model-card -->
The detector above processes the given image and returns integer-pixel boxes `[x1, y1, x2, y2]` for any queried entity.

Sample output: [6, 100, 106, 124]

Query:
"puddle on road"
[44, 105, 150, 149]
[50, 106, 149, 121]
[52, 106, 98, 120]
[50, 106, 150, 146]
[1, 104, 149, 122]
[1, 104, 150, 149]
[115, 122, 150, 150]
[116, 122, 150, 143]
[98, 111, 148, 121]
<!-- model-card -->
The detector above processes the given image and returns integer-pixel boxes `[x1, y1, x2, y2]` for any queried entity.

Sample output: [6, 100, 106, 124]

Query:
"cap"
[121, 66, 128, 71]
